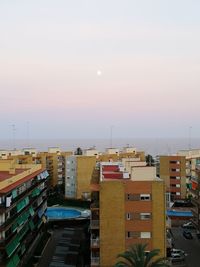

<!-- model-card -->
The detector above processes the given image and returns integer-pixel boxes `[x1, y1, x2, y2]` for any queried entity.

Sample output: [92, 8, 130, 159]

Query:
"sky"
[0, 0, 200, 139]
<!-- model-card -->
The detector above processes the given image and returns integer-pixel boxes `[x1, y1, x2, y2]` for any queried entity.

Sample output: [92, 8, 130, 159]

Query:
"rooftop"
[0, 168, 29, 181]
[100, 162, 129, 181]
[0, 160, 44, 193]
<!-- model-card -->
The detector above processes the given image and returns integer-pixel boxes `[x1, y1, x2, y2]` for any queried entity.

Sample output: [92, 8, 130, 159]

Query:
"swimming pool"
[45, 207, 90, 220]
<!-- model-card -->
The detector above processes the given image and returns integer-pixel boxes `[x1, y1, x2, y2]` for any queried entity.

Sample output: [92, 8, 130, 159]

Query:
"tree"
[114, 243, 169, 267]
[145, 154, 155, 166]
[74, 147, 83, 155]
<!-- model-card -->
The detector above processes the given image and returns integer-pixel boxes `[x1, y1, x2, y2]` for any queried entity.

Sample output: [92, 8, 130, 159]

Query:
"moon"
[97, 70, 102, 76]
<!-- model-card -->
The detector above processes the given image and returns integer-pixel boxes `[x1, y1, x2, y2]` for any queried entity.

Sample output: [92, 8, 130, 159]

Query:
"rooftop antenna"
[188, 126, 192, 150]
[11, 124, 16, 150]
[26, 121, 30, 148]
[110, 125, 114, 148]
[166, 144, 171, 155]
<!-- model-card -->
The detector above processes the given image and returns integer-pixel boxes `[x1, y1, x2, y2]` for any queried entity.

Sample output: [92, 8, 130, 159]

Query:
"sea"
[0, 138, 200, 157]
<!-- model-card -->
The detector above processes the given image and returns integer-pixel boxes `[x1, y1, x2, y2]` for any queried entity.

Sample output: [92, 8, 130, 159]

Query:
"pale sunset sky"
[0, 0, 200, 139]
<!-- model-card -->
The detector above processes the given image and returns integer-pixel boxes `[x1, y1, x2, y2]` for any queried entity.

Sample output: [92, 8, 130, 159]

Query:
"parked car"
[196, 231, 200, 239]
[181, 221, 195, 229]
[171, 248, 185, 256]
[170, 253, 185, 263]
[183, 230, 193, 239]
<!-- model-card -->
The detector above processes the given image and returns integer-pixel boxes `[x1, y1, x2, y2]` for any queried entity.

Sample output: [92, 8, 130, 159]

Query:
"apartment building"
[1, 148, 72, 188]
[0, 159, 48, 267]
[65, 156, 96, 199]
[177, 149, 200, 229]
[159, 156, 186, 200]
[65, 148, 145, 200]
[90, 162, 166, 267]
[98, 147, 145, 162]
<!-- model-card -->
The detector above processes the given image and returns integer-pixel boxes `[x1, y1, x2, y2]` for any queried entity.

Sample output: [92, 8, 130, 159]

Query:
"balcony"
[192, 197, 200, 205]
[91, 238, 100, 248]
[0, 179, 47, 211]
[190, 206, 198, 217]
[91, 202, 99, 209]
[191, 176, 199, 183]
[90, 220, 99, 229]
[91, 256, 100, 266]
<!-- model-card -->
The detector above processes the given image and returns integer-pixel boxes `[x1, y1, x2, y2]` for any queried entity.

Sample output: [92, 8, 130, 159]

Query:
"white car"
[182, 221, 195, 229]
[170, 253, 185, 263]
[171, 248, 185, 256]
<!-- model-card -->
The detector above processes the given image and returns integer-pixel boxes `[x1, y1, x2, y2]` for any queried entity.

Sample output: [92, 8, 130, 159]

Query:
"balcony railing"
[91, 238, 100, 247]
[90, 220, 99, 229]
[190, 206, 198, 216]
[91, 202, 99, 209]
[191, 176, 199, 183]
[192, 197, 200, 205]
[91, 257, 100, 266]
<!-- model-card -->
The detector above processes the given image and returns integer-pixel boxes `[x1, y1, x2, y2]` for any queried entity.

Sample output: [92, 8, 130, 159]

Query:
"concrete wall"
[131, 166, 156, 181]
[76, 156, 96, 199]
[100, 181, 125, 266]
[152, 181, 166, 257]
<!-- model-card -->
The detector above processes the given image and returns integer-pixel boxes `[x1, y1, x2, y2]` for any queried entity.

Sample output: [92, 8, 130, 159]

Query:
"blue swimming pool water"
[45, 208, 82, 220]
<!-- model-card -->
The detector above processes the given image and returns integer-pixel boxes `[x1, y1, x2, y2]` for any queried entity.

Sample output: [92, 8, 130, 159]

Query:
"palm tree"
[114, 243, 170, 267]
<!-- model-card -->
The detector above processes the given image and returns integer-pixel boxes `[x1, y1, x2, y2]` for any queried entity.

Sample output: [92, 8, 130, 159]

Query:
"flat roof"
[0, 168, 45, 194]
[0, 169, 28, 182]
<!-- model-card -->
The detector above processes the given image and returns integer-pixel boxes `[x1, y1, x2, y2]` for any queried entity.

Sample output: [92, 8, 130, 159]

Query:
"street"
[171, 226, 200, 267]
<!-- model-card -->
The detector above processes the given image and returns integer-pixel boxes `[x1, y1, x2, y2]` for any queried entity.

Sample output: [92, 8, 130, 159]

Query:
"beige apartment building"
[177, 149, 200, 229]
[90, 161, 166, 267]
[65, 148, 145, 200]
[159, 155, 186, 200]
[0, 148, 72, 188]
[0, 159, 48, 267]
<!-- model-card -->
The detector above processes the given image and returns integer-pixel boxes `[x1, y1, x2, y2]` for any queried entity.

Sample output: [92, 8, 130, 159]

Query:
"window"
[176, 192, 181, 196]
[125, 194, 139, 201]
[140, 213, 151, 220]
[126, 231, 140, 239]
[126, 231, 131, 238]
[126, 213, 133, 220]
[140, 232, 151, 239]
[176, 184, 181, 188]
[176, 176, 180, 180]
[171, 168, 180, 172]
[140, 194, 151, 201]
[170, 160, 180, 164]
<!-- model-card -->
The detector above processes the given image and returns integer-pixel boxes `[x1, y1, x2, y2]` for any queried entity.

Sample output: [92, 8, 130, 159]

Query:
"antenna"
[188, 126, 192, 150]
[110, 125, 114, 148]
[26, 121, 30, 147]
[11, 124, 16, 150]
